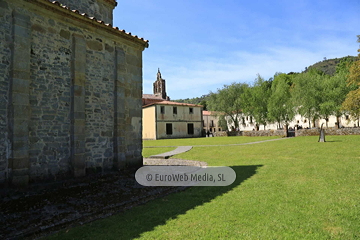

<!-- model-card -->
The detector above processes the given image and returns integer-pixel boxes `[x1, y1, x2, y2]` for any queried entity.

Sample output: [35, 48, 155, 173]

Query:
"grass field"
[49, 135, 360, 240]
[143, 136, 280, 147]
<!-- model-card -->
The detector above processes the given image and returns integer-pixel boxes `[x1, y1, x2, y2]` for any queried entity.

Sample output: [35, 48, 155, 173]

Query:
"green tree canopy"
[268, 73, 295, 128]
[207, 82, 249, 129]
[242, 75, 272, 130]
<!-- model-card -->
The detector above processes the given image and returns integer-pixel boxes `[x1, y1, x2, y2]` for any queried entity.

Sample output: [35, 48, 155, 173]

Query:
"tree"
[320, 59, 355, 127]
[242, 75, 272, 130]
[199, 100, 207, 110]
[342, 35, 360, 126]
[207, 83, 249, 130]
[268, 73, 295, 129]
[292, 69, 323, 128]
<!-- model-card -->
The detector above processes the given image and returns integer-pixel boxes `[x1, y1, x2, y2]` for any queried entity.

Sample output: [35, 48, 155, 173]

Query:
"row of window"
[166, 123, 194, 135]
[203, 120, 215, 127]
[160, 106, 194, 115]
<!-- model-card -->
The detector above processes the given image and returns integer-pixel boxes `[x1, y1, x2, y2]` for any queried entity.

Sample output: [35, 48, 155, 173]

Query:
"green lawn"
[48, 135, 360, 239]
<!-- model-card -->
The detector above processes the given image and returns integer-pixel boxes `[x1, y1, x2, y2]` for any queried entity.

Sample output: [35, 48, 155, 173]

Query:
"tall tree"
[292, 69, 323, 128]
[207, 82, 249, 130]
[243, 75, 272, 130]
[342, 35, 360, 126]
[320, 59, 355, 127]
[268, 73, 295, 129]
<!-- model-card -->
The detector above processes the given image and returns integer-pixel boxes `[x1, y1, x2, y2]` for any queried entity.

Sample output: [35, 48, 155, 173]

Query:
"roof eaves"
[32, 0, 149, 48]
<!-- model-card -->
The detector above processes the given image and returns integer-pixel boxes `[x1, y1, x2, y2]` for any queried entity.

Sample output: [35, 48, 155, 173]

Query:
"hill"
[304, 55, 357, 76]
[173, 94, 210, 105]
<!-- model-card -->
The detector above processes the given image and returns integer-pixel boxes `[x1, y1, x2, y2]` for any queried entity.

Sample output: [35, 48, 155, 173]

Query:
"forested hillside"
[305, 56, 357, 76]
[174, 56, 357, 105]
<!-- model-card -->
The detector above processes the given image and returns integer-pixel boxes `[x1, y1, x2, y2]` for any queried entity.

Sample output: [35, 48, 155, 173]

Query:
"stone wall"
[0, 0, 147, 186]
[56, 0, 116, 24]
[242, 130, 286, 137]
[296, 128, 360, 137]
[0, 0, 12, 184]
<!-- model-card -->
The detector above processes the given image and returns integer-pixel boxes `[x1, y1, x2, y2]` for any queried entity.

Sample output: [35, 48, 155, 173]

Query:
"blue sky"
[113, 0, 359, 100]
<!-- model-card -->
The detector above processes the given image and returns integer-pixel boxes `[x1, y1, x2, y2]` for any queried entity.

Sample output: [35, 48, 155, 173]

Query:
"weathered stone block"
[105, 44, 114, 53]
[60, 29, 70, 39]
[11, 157, 29, 169]
[41, 115, 55, 121]
[0, 0, 9, 9]
[12, 105, 30, 119]
[74, 99, 85, 112]
[12, 148, 28, 158]
[73, 72, 86, 85]
[12, 69, 30, 80]
[11, 175, 29, 187]
[12, 93, 29, 105]
[73, 153, 86, 169]
[12, 168, 29, 177]
[31, 24, 46, 33]
[12, 78, 29, 94]
[86, 40, 103, 51]
[73, 169, 85, 178]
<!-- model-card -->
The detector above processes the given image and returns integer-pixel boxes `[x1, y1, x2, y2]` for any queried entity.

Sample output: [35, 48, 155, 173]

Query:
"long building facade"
[226, 113, 359, 131]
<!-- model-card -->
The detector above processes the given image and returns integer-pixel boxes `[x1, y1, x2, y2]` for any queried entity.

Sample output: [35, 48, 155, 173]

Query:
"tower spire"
[153, 68, 167, 100]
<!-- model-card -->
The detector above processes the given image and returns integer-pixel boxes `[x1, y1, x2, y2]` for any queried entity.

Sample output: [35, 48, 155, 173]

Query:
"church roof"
[142, 94, 164, 99]
[33, 0, 149, 47]
[143, 100, 203, 108]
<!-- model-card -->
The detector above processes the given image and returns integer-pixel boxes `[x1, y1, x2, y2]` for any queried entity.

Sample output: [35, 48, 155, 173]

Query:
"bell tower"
[55, 0, 117, 24]
[153, 68, 168, 100]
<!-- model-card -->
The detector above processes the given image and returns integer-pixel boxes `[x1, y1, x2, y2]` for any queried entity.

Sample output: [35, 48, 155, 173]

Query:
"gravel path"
[148, 146, 193, 159]
[144, 158, 207, 167]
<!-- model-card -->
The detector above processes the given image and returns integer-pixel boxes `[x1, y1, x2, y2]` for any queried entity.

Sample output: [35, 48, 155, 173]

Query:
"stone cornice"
[26, 0, 149, 49]
[101, 0, 118, 7]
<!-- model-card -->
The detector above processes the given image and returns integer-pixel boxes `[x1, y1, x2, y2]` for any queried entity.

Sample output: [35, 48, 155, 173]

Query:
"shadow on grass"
[52, 165, 262, 239]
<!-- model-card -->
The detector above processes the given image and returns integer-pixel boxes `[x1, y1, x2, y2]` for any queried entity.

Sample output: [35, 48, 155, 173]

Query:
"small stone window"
[345, 115, 349, 120]
[166, 123, 172, 135]
[173, 107, 177, 115]
[189, 107, 193, 114]
[160, 106, 165, 114]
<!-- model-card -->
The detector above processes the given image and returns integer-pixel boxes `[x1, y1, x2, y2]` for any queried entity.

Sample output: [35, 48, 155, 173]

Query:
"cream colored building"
[226, 113, 359, 131]
[203, 111, 223, 133]
[143, 101, 203, 140]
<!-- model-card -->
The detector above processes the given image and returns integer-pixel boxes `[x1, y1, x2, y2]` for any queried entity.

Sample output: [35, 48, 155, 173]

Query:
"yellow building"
[143, 101, 203, 139]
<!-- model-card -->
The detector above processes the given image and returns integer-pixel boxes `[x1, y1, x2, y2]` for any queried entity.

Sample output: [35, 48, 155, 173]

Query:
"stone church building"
[0, 0, 148, 186]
